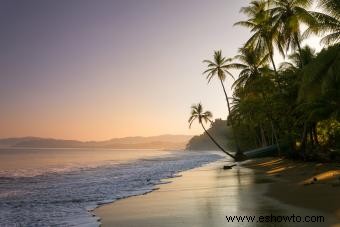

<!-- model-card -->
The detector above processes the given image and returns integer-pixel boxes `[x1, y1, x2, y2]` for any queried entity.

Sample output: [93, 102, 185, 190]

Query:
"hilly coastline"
[0, 135, 192, 150]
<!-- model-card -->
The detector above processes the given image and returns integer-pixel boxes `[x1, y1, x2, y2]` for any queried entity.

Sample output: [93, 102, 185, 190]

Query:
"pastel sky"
[0, 0, 319, 141]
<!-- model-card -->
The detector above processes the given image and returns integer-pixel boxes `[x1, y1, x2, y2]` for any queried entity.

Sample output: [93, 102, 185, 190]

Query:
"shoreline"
[94, 157, 339, 226]
[244, 158, 340, 222]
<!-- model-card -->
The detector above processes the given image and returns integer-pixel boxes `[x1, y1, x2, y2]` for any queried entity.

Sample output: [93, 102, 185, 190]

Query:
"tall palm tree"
[188, 103, 236, 159]
[235, 0, 282, 77]
[270, 0, 317, 66]
[203, 50, 243, 157]
[203, 50, 234, 114]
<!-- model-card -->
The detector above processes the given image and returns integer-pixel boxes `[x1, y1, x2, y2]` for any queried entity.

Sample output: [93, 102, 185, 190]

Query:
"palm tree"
[270, 0, 317, 66]
[203, 50, 235, 114]
[203, 50, 243, 157]
[188, 103, 236, 159]
[231, 47, 270, 90]
[234, 0, 282, 77]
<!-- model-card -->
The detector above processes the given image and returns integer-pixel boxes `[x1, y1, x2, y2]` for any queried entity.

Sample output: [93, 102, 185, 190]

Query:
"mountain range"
[0, 135, 192, 150]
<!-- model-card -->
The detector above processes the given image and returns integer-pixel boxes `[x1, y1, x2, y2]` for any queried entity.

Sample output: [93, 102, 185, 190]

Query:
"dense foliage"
[189, 0, 340, 162]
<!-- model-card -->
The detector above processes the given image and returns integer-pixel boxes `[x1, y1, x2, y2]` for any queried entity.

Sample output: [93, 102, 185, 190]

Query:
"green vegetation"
[188, 0, 340, 162]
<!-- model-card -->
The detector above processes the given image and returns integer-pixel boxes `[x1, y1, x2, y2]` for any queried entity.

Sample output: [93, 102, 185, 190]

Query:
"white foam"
[0, 151, 222, 226]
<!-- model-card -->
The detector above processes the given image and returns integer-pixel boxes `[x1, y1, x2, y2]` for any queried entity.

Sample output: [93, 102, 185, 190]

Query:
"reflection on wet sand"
[95, 159, 335, 226]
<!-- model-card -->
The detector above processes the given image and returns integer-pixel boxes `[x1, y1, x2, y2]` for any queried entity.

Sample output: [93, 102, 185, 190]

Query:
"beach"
[245, 158, 340, 224]
[94, 157, 340, 226]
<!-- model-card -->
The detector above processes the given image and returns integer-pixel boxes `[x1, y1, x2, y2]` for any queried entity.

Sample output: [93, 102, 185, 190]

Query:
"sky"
[0, 0, 320, 141]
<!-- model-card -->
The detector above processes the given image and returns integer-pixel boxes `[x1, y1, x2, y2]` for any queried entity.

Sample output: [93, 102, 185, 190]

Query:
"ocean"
[0, 148, 222, 226]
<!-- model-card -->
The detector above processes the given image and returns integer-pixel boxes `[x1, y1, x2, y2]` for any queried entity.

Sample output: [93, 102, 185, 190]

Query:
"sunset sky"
[0, 0, 320, 141]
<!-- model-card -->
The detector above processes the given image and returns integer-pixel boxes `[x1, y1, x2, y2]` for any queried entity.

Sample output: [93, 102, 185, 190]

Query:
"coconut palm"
[234, 0, 282, 77]
[203, 50, 245, 157]
[270, 0, 318, 66]
[231, 47, 270, 90]
[188, 103, 236, 159]
[203, 50, 235, 114]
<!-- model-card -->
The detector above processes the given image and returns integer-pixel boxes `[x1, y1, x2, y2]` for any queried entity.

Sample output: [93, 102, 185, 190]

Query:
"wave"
[0, 151, 222, 226]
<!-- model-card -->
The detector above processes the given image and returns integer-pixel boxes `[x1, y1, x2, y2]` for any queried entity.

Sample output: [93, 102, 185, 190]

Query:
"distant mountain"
[0, 135, 192, 150]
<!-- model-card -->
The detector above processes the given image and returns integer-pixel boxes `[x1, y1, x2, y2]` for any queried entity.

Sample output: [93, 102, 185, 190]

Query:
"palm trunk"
[260, 124, 267, 147]
[220, 79, 232, 114]
[266, 39, 277, 73]
[220, 79, 241, 154]
[294, 33, 303, 68]
[300, 121, 308, 160]
[201, 123, 236, 160]
[309, 126, 314, 146]
[268, 48, 278, 74]
[312, 123, 319, 145]
[266, 41, 282, 90]
[261, 92, 281, 153]
[270, 120, 281, 155]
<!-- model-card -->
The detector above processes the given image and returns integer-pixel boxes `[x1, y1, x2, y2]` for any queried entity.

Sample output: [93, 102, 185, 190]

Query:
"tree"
[188, 103, 236, 159]
[231, 46, 270, 90]
[203, 50, 235, 115]
[270, 0, 317, 66]
[203, 50, 243, 156]
[235, 0, 282, 78]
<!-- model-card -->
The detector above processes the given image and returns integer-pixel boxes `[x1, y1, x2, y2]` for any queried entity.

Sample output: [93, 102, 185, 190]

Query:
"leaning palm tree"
[203, 50, 243, 156]
[188, 103, 236, 159]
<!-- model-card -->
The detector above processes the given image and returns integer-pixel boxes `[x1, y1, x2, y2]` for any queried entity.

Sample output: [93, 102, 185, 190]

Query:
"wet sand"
[94, 158, 339, 226]
[245, 158, 340, 225]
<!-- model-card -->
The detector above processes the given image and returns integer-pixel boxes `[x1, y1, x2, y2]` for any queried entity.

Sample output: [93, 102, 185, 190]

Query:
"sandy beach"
[94, 158, 340, 226]
[245, 158, 340, 224]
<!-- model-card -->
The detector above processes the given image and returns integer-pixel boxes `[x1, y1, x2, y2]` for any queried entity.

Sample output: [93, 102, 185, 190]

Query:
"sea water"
[0, 148, 222, 226]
